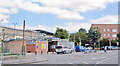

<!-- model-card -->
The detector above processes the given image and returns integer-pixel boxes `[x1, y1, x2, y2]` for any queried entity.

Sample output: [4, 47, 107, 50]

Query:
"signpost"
[109, 38, 112, 50]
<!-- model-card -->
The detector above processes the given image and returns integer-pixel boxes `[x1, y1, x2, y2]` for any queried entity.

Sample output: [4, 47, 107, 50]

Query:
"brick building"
[26, 41, 48, 54]
[4, 40, 26, 54]
[91, 24, 120, 40]
[4, 40, 48, 54]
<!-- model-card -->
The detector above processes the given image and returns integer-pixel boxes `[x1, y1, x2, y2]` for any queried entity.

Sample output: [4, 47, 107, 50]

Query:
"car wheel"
[70, 51, 72, 53]
[63, 51, 66, 54]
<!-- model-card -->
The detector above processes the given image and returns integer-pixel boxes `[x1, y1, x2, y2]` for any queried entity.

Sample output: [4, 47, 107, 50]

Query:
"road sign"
[36, 44, 39, 48]
[37, 46, 38, 48]
[109, 38, 112, 41]
[42, 44, 44, 49]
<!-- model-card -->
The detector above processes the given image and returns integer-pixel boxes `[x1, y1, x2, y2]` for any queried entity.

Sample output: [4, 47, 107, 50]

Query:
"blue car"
[75, 46, 86, 52]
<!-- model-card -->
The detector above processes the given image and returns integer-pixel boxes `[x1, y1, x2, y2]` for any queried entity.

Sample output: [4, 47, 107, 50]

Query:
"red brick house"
[91, 24, 120, 40]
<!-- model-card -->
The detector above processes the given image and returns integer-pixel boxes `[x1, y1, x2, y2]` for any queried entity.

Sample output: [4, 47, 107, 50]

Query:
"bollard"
[34, 51, 37, 61]
[19, 53, 22, 62]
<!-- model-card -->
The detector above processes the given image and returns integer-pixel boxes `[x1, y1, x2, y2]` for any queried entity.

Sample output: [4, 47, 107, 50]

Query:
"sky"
[0, 0, 119, 33]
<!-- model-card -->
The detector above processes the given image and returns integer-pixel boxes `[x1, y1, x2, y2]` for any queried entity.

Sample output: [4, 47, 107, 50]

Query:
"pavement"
[32, 50, 119, 64]
[0, 50, 119, 65]
[0, 54, 48, 65]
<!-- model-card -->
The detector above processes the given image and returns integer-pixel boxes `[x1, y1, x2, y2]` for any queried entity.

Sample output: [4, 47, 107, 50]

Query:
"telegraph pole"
[22, 20, 25, 55]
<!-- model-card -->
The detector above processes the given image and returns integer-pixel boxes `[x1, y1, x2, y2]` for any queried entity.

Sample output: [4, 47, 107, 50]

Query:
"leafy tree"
[88, 27, 101, 43]
[69, 29, 89, 46]
[55, 28, 68, 39]
[100, 38, 109, 46]
[78, 28, 87, 33]
[111, 40, 117, 46]
[75, 32, 89, 45]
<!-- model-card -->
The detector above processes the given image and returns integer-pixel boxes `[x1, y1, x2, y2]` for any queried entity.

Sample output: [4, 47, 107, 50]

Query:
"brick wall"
[26, 44, 35, 53]
[5, 41, 26, 54]
[35, 41, 48, 54]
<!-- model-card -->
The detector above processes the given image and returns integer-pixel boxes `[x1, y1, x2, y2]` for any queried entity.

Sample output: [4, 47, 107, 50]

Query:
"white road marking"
[68, 63, 73, 64]
[83, 62, 89, 64]
[92, 58, 97, 59]
[96, 56, 119, 64]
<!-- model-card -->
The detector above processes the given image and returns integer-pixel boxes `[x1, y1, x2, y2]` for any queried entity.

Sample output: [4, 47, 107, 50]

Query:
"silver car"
[56, 46, 72, 54]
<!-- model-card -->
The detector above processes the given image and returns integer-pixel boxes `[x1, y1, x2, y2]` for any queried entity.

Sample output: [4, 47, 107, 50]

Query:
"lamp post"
[73, 33, 75, 53]
[13, 23, 17, 29]
[1, 29, 5, 65]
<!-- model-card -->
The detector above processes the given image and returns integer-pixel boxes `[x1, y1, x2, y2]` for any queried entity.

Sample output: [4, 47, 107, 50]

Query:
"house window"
[108, 34, 110, 37]
[107, 29, 109, 32]
[104, 29, 106, 32]
[112, 29, 117, 32]
[104, 34, 106, 37]
[112, 34, 117, 37]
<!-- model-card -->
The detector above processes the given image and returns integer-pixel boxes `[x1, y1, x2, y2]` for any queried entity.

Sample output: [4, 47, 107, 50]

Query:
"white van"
[56, 46, 72, 54]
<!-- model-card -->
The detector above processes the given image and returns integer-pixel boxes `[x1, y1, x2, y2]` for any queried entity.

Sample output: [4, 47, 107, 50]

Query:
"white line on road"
[68, 63, 73, 64]
[96, 56, 118, 64]
[92, 58, 97, 60]
[83, 62, 89, 64]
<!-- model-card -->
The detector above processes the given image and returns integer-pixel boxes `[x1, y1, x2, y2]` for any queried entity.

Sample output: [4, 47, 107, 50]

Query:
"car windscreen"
[56, 46, 62, 49]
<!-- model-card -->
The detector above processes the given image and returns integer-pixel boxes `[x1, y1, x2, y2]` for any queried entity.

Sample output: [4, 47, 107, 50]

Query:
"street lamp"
[13, 23, 17, 29]
[1, 29, 5, 64]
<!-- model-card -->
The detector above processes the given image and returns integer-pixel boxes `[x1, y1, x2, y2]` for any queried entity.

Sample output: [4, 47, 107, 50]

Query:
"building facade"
[91, 24, 120, 40]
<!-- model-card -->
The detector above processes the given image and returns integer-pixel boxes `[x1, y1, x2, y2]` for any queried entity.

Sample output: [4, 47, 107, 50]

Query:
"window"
[112, 34, 117, 37]
[112, 29, 117, 32]
[104, 29, 106, 32]
[104, 34, 106, 37]
[28, 51, 31, 53]
[108, 34, 110, 37]
[107, 29, 109, 32]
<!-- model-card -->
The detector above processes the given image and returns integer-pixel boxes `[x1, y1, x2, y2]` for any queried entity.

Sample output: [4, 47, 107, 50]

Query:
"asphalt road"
[32, 50, 119, 64]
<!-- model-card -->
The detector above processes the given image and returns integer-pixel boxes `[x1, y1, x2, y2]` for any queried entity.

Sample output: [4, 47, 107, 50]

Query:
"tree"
[88, 27, 101, 43]
[69, 29, 89, 46]
[75, 32, 89, 45]
[55, 28, 68, 39]
[100, 38, 109, 46]
[78, 28, 87, 33]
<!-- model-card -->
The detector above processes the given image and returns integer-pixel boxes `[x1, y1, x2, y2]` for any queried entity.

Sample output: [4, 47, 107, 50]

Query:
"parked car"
[75, 46, 86, 52]
[100, 47, 104, 50]
[56, 46, 72, 54]
[108, 46, 118, 50]
[86, 47, 93, 50]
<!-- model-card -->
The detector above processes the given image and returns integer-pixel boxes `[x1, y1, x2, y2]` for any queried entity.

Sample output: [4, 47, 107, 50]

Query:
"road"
[32, 50, 119, 64]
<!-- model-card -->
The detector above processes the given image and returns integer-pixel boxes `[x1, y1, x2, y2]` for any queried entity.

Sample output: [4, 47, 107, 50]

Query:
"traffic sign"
[109, 38, 112, 41]
[37, 46, 38, 48]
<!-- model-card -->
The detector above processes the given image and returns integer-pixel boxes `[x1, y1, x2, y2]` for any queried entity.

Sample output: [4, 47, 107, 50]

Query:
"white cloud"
[8, 22, 91, 33]
[90, 15, 118, 24]
[0, 0, 118, 23]
[0, 7, 18, 14]
[56, 22, 91, 33]
[34, 0, 118, 12]
[0, 14, 9, 24]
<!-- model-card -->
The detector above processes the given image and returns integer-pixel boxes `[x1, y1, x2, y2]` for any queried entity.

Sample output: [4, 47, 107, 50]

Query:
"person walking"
[84, 47, 87, 54]
[104, 46, 107, 53]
